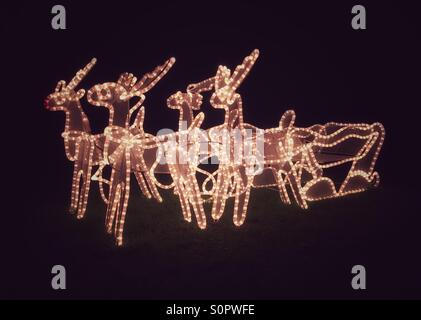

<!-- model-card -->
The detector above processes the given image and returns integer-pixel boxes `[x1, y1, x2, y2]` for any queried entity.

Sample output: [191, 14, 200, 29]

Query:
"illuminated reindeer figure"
[87, 58, 175, 245]
[45, 50, 385, 246]
[44, 58, 104, 218]
[163, 80, 217, 228]
[204, 49, 263, 226]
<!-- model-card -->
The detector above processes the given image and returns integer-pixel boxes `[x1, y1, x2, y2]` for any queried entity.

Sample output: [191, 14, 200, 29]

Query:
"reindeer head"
[210, 49, 259, 110]
[167, 91, 202, 111]
[87, 57, 176, 109]
[44, 58, 97, 111]
[167, 76, 216, 111]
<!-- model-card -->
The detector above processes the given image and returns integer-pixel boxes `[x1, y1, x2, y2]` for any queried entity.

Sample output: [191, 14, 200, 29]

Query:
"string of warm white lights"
[45, 49, 385, 246]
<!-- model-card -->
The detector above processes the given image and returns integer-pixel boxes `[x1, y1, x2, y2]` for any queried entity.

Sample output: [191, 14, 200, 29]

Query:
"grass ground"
[5, 180, 421, 299]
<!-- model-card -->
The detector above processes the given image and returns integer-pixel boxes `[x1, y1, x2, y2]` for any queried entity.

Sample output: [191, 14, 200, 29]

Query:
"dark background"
[1, 0, 420, 299]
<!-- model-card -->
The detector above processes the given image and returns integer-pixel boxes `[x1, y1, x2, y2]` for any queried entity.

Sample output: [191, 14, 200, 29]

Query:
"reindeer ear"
[187, 76, 215, 94]
[55, 80, 66, 92]
[76, 89, 86, 99]
[215, 66, 231, 92]
[133, 57, 176, 94]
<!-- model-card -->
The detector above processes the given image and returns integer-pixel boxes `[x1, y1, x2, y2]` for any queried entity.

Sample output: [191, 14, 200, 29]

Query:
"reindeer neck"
[178, 102, 194, 130]
[65, 101, 91, 133]
[224, 95, 244, 129]
[109, 100, 130, 128]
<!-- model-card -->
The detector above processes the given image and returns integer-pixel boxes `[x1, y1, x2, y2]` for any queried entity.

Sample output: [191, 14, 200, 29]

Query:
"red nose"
[44, 98, 49, 109]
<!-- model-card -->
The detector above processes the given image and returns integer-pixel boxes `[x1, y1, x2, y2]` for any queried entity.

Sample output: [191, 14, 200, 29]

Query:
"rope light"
[45, 50, 385, 245]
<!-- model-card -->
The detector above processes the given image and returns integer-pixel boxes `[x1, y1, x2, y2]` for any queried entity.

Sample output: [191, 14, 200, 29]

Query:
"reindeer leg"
[286, 165, 308, 209]
[211, 166, 230, 221]
[278, 141, 308, 209]
[105, 151, 124, 234]
[233, 168, 252, 226]
[114, 149, 131, 246]
[76, 139, 94, 219]
[134, 169, 152, 199]
[106, 182, 121, 234]
[186, 169, 206, 229]
[131, 149, 152, 199]
[170, 164, 192, 222]
[139, 155, 162, 202]
[272, 165, 291, 205]
[69, 142, 82, 214]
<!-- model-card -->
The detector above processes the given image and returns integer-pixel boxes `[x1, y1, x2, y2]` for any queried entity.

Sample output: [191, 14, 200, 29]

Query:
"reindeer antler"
[229, 49, 259, 93]
[132, 57, 176, 94]
[119, 57, 176, 102]
[66, 58, 97, 90]
[214, 49, 259, 101]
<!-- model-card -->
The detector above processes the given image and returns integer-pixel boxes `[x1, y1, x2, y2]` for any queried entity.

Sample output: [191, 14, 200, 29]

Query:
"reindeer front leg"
[211, 166, 231, 221]
[169, 163, 193, 222]
[69, 139, 83, 214]
[138, 154, 162, 202]
[114, 148, 131, 246]
[105, 146, 131, 246]
[76, 139, 95, 219]
[270, 165, 291, 205]
[131, 146, 152, 199]
[133, 168, 152, 199]
[185, 168, 207, 229]
[131, 145, 162, 202]
[105, 146, 124, 234]
[233, 166, 252, 226]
